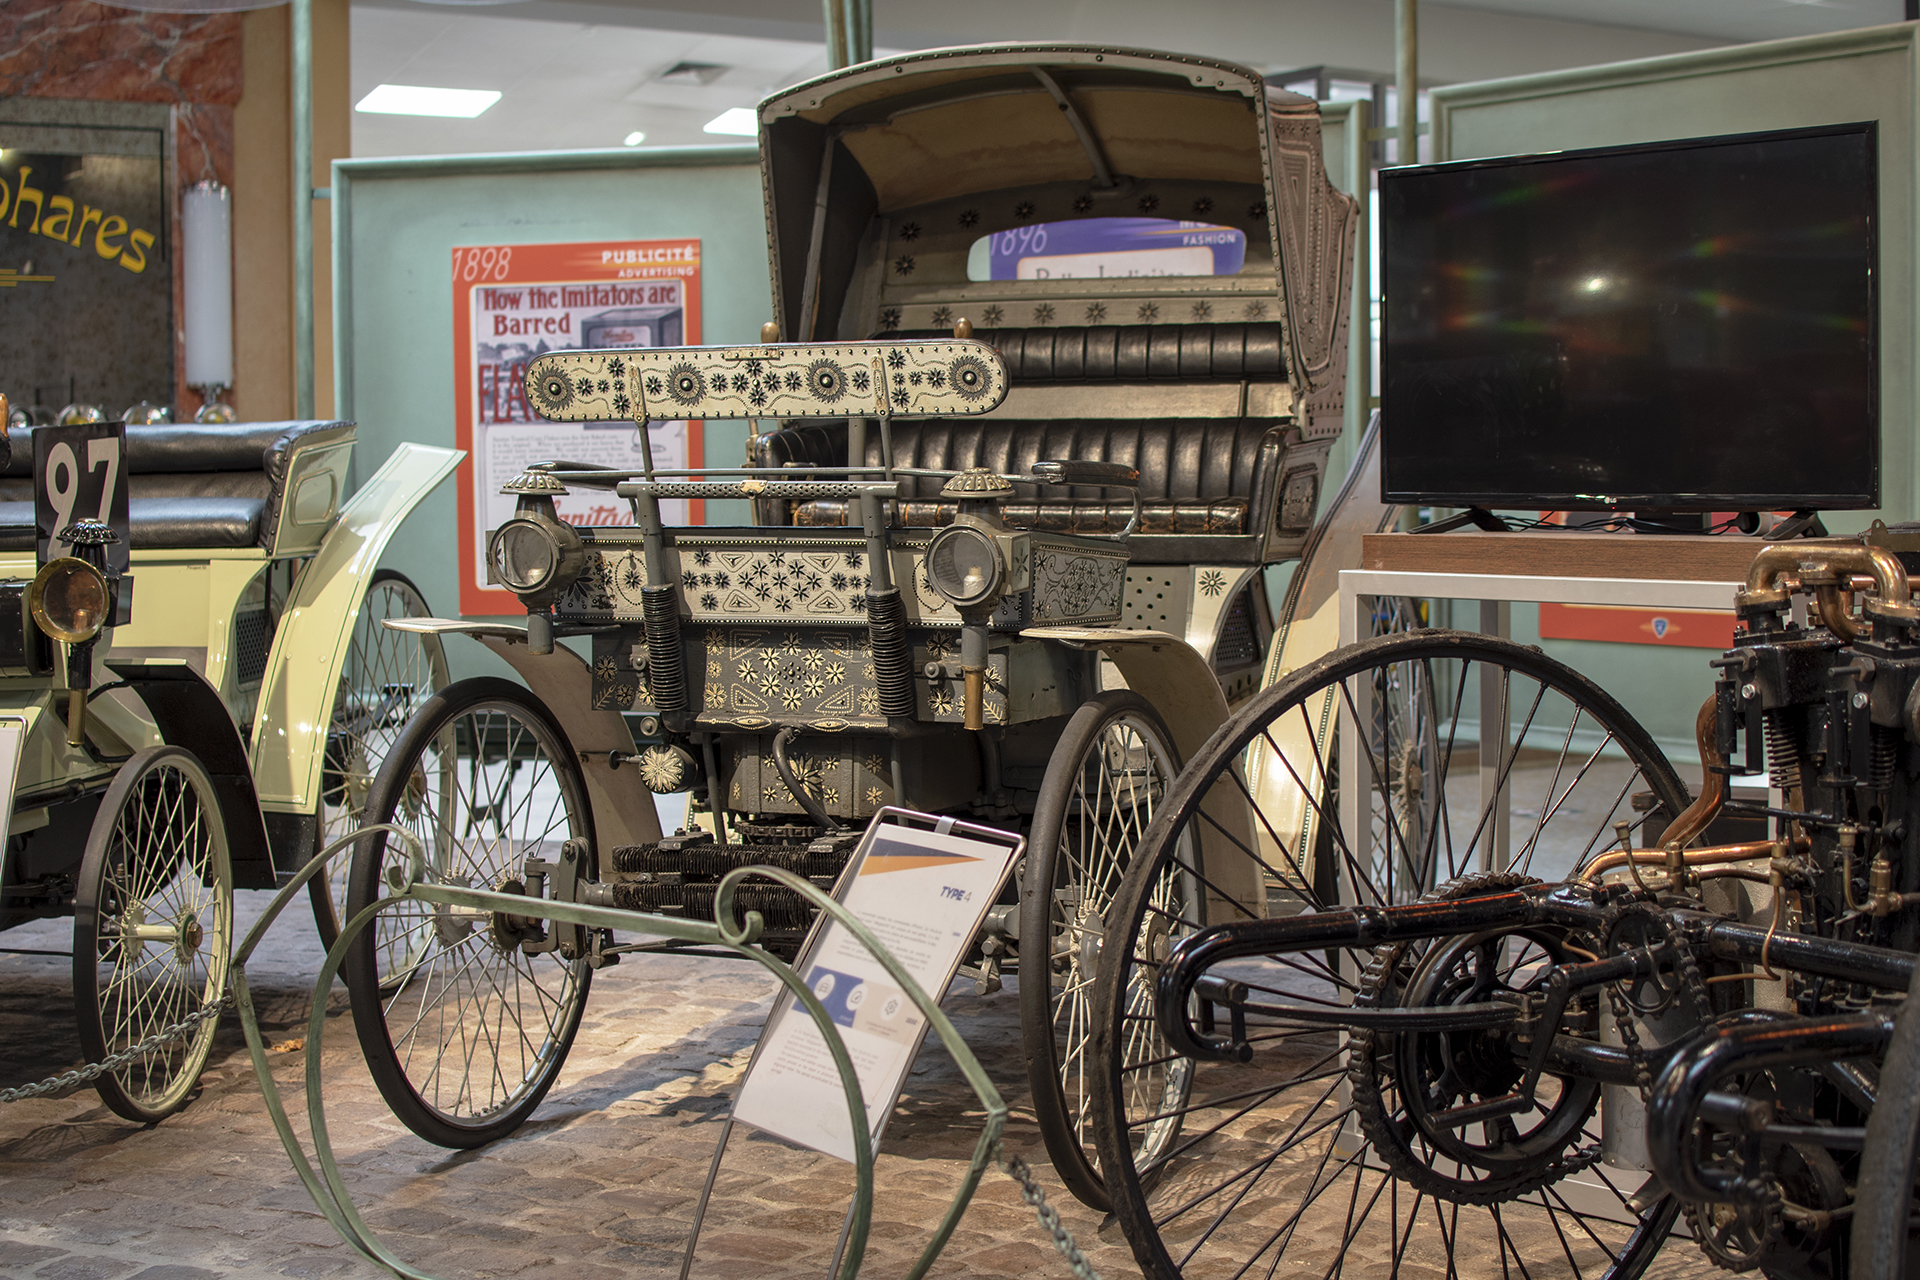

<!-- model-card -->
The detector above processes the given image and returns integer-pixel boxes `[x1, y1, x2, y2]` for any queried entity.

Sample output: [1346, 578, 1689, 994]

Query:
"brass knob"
[761, 320, 780, 343]
[953, 317, 973, 339]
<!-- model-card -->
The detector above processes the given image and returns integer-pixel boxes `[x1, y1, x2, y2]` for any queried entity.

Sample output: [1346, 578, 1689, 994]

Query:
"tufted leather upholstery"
[798, 499, 1248, 535]
[753, 323, 1322, 564]
[893, 323, 1287, 383]
[0, 420, 352, 550]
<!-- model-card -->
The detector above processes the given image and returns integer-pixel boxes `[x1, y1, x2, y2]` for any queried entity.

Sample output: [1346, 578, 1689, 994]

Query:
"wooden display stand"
[1361, 530, 1764, 584]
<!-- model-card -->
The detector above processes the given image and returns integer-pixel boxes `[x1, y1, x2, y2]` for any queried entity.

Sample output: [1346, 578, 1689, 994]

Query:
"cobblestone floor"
[0, 890, 1141, 1280]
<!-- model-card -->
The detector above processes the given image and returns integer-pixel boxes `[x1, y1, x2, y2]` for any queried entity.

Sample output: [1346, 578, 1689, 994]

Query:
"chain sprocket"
[1350, 871, 1604, 1206]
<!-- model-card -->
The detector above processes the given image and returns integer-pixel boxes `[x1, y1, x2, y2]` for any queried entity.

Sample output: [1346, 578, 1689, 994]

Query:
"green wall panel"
[332, 145, 771, 640]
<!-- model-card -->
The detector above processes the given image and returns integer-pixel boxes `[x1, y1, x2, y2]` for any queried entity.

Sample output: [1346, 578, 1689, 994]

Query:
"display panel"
[1381, 123, 1879, 511]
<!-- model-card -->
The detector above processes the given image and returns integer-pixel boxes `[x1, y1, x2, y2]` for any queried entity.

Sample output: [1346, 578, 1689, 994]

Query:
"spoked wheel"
[73, 745, 233, 1123]
[1851, 959, 1920, 1280]
[345, 677, 594, 1148]
[1022, 690, 1188, 1210]
[1091, 630, 1711, 1280]
[309, 569, 450, 954]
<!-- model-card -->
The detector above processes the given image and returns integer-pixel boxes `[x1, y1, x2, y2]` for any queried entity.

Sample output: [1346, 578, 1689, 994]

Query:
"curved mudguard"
[109, 659, 276, 889]
[249, 443, 462, 815]
[1019, 626, 1260, 919]
[384, 619, 663, 853]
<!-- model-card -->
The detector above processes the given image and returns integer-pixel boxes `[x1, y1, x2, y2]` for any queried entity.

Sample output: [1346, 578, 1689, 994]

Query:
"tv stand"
[1766, 509, 1829, 540]
[1409, 507, 1512, 535]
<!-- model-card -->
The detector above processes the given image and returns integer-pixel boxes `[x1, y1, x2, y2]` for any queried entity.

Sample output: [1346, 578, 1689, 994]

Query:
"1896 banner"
[452, 237, 702, 615]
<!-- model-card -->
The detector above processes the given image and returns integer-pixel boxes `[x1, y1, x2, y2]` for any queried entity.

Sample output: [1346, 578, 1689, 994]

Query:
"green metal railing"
[230, 824, 1098, 1280]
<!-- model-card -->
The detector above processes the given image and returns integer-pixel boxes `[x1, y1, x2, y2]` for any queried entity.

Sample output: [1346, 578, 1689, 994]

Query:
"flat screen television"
[1380, 122, 1879, 513]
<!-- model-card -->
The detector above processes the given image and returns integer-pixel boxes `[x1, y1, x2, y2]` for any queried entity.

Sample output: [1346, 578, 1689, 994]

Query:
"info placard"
[733, 815, 1022, 1163]
[449, 238, 703, 615]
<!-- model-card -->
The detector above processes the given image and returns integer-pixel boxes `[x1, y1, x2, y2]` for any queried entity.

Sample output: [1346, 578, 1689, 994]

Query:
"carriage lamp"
[927, 468, 1024, 730]
[32, 520, 119, 747]
[926, 525, 1002, 609]
[30, 556, 109, 645]
[490, 471, 586, 651]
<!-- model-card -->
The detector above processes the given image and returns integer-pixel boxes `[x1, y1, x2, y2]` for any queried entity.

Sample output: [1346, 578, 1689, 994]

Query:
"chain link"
[0, 996, 230, 1106]
[996, 1143, 1102, 1280]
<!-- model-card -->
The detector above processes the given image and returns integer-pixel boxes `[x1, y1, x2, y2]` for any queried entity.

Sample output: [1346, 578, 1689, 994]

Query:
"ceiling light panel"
[356, 84, 501, 118]
[703, 107, 759, 136]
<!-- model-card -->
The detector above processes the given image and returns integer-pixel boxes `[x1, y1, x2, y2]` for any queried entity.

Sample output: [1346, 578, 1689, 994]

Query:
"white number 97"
[45, 442, 77, 542]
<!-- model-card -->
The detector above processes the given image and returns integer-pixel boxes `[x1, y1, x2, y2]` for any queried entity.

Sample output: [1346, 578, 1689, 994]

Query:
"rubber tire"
[1021, 690, 1183, 1212]
[1090, 629, 1691, 1280]
[308, 568, 449, 948]
[73, 745, 232, 1123]
[344, 676, 595, 1148]
[1851, 956, 1920, 1280]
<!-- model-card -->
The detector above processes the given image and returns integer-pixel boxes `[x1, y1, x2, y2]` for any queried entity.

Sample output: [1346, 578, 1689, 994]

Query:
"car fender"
[1020, 625, 1259, 919]
[249, 443, 462, 813]
[384, 619, 662, 852]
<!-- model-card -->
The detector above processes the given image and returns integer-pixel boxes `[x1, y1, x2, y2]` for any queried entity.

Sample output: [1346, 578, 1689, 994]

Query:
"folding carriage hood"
[755, 43, 1361, 441]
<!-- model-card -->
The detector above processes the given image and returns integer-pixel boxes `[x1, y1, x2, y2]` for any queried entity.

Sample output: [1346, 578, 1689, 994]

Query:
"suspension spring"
[867, 587, 915, 718]
[1765, 708, 1803, 792]
[1872, 723, 1899, 789]
[641, 585, 688, 714]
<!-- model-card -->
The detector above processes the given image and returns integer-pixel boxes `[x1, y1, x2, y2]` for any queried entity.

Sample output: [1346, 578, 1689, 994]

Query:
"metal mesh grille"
[234, 608, 273, 685]
[1214, 591, 1261, 670]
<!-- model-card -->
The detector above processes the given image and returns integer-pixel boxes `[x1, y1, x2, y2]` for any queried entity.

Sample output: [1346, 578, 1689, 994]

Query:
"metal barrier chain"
[0, 997, 231, 1105]
[996, 1143, 1102, 1280]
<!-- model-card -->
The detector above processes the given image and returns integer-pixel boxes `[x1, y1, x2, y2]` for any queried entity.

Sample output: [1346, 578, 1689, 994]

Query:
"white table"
[1337, 567, 1745, 873]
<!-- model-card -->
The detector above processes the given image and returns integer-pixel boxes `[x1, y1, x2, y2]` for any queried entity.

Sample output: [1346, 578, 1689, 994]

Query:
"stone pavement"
[0, 889, 1144, 1280]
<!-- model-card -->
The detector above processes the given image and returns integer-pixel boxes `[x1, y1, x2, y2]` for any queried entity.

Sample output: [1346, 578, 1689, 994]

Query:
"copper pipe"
[1579, 839, 1779, 882]
[1656, 696, 1726, 852]
[1745, 540, 1909, 606]
[1691, 867, 1775, 885]
[1815, 584, 1865, 641]
[963, 667, 984, 731]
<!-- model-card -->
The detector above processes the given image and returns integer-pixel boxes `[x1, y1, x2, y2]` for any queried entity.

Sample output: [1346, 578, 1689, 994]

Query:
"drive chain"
[998, 1144, 1102, 1280]
[0, 996, 230, 1105]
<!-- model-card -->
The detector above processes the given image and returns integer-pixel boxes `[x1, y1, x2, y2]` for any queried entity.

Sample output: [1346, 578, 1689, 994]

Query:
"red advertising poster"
[452, 238, 702, 615]
[1538, 602, 1735, 650]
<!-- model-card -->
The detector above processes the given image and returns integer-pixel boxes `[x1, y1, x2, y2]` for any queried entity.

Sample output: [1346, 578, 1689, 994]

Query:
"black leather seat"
[961, 322, 1286, 382]
[751, 323, 1322, 565]
[0, 420, 353, 550]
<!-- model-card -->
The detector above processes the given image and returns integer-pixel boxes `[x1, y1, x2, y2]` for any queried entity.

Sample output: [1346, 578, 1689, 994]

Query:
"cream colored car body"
[0, 443, 460, 864]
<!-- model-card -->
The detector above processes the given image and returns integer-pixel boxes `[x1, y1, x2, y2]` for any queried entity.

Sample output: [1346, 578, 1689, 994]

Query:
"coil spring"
[641, 585, 687, 713]
[609, 842, 846, 881]
[1872, 723, 1900, 789]
[608, 880, 819, 932]
[1764, 708, 1802, 792]
[866, 587, 915, 718]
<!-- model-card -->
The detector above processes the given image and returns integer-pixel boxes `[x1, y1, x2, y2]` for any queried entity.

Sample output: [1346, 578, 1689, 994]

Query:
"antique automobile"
[0, 406, 456, 1122]
[1077, 528, 1920, 1279]
[339, 41, 1358, 1213]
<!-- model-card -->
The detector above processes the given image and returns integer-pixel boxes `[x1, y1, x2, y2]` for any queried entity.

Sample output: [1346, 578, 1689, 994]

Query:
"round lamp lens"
[31, 559, 109, 643]
[927, 527, 1002, 608]
[492, 521, 559, 593]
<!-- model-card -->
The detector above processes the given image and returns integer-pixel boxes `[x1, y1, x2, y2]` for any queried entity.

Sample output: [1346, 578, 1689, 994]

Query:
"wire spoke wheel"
[1022, 690, 1189, 1210]
[73, 745, 232, 1123]
[1091, 630, 1712, 1280]
[345, 677, 593, 1148]
[311, 570, 450, 979]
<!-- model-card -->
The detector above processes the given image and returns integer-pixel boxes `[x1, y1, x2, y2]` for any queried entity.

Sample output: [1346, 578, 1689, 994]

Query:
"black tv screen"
[1380, 122, 1879, 512]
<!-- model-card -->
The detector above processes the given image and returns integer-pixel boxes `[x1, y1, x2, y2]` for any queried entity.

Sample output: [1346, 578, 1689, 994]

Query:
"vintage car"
[0, 407, 456, 1121]
[339, 41, 1358, 1213]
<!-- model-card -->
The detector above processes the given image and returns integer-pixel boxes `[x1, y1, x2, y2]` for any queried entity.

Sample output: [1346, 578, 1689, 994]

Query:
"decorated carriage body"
[338, 41, 1359, 1212]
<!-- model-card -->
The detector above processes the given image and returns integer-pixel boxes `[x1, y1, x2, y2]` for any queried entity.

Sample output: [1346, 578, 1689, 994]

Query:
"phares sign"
[0, 165, 156, 274]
